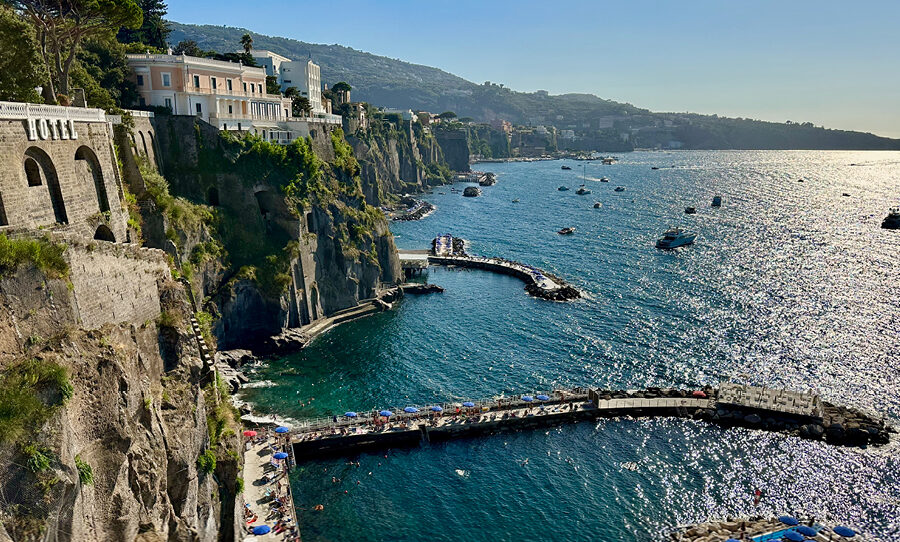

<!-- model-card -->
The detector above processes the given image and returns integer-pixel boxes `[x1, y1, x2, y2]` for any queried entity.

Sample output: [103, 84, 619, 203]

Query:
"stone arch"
[25, 147, 67, 224]
[207, 186, 220, 206]
[139, 131, 149, 157]
[75, 145, 110, 213]
[93, 224, 115, 242]
[24, 157, 42, 186]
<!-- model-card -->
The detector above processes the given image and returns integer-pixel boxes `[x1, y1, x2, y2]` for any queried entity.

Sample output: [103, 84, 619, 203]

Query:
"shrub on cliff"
[0, 359, 73, 445]
[0, 234, 68, 280]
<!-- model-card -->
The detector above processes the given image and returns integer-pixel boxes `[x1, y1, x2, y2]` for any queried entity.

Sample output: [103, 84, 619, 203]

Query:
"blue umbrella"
[833, 526, 856, 538]
[521, 396, 534, 402]
[779, 516, 800, 526]
[345, 412, 358, 418]
[379, 410, 393, 417]
[783, 531, 804, 542]
[274, 426, 290, 433]
[252, 525, 271, 535]
[796, 526, 817, 537]
[404, 407, 419, 413]
[430, 406, 443, 412]
[462, 402, 475, 407]
[536, 394, 550, 401]
[273, 452, 288, 459]
[726, 539, 741, 542]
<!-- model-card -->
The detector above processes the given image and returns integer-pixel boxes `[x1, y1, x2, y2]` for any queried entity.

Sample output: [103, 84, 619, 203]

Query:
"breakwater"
[429, 255, 581, 300]
[288, 384, 892, 461]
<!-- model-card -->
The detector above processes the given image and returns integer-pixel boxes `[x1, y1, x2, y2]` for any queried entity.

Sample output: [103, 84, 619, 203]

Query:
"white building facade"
[251, 50, 327, 115]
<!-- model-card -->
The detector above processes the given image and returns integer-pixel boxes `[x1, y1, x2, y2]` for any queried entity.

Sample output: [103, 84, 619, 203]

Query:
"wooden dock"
[287, 385, 893, 461]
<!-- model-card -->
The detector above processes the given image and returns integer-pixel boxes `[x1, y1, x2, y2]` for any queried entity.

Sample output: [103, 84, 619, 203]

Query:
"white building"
[251, 50, 325, 115]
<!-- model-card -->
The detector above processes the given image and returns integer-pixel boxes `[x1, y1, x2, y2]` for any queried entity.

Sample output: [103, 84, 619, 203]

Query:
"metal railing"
[0, 101, 108, 123]
[126, 52, 267, 74]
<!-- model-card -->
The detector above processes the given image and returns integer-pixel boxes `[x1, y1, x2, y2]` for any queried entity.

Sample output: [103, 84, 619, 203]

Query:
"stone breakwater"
[670, 516, 869, 542]
[391, 199, 435, 222]
[429, 255, 581, 301]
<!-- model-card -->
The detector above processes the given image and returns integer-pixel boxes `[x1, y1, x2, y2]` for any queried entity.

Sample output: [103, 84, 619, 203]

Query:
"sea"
[239, 151, 900, 542]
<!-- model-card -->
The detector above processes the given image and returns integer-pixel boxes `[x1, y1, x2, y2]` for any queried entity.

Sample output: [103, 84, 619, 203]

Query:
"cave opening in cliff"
[208, 187, 220, 206]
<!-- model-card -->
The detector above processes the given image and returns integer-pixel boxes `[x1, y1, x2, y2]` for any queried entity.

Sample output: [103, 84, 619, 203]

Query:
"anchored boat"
[711, 195, 722, 207]
[656, 227, 697, 249]
[558, 186, 570, 191]
[882, 208, 900, 229]
[684, 206, 697, 214]
[614, 186, 625, 192]
[576, 186, 591, 195]
[558, 227, 576, 235]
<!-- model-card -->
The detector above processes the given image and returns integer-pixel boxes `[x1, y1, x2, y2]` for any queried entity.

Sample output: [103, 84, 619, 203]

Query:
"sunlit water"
[240, 151, 900, 541]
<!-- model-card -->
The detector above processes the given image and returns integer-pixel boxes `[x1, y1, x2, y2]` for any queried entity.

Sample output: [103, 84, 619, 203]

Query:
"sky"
[167, 0, 900, 138]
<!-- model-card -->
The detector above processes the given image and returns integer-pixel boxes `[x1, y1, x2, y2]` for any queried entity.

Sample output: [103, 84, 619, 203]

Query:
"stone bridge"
[0, 101, 130, 243]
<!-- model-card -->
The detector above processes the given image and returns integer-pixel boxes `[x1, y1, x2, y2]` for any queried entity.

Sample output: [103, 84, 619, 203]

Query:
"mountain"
[168, 22, 900, 150]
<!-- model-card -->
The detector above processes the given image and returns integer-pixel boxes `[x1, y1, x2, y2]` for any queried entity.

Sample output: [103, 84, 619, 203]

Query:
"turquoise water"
[240, 151, 900, 541]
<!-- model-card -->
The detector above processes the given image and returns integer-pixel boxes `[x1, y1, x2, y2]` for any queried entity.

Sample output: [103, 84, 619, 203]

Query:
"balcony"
[0, 101, 108, 123]
[186, 86, 284, 101]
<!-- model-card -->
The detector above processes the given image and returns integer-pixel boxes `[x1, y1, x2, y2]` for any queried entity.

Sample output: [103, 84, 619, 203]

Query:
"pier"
[287, 384, 893, 461]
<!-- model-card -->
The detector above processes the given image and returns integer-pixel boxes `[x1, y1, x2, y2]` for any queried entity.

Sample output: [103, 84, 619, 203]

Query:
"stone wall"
[0, 117, 129, 242]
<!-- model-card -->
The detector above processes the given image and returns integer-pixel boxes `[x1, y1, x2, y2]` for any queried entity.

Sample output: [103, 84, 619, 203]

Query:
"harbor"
[285, 384, 892, 461]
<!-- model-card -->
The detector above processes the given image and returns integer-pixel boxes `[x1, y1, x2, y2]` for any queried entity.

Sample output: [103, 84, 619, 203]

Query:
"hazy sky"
[167, 0, 900, 137]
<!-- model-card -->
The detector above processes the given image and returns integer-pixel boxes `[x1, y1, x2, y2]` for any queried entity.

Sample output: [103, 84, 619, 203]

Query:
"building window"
[195, 103, 202, 114]
[162, 73, 171, 87]
[250, 83, 255, 93]
[24, 157, 41, 186]
[228, 105, 233, 114]
[243, 82, 247, 92]
[164, 98, 172, 110]
[211, 77, 217, 90]
[193, 74, 200, 88]
[227, 79, 233, 91]
[138, 97, 146, 106]
[237, 123, 242, 130]
[136, 74, 144, 86]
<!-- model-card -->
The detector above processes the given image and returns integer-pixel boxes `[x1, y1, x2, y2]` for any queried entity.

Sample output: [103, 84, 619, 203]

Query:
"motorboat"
[711, 195, 722, 207]
[593, 202, 602, 208]
[558, 186, 570, 191]
[558, 227, 576, 235]
[651, 166, 660, 170]
[882, 208, 900, 229]
[561, 165, 572, 170]
[684, 207, 697, 214]
[599, 177, 609, 182]
[576, 186, 591, 195]
[601, 157, 616, 165]
[512, 198, 520, 203]
[614, 186, 626, 192]
[656, 228, 697, 249]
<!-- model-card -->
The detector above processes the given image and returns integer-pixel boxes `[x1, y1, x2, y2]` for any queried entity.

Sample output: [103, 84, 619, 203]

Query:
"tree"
[265, 75, 280, 95]
[11, 0, 142, 101]
[292, 95, 311, 117]
[117, 0, 169, 49]
[0, 5, 45, 102]
[240, 32, 252, 53]
[331, 81, 351, 92]
[173, 39, 204, 57]
[71, 36, 138, 109]
[437, 111, 457, 120]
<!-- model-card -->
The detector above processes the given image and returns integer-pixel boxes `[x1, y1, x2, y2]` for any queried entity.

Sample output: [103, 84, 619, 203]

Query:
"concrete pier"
[289, 385, 893, 461]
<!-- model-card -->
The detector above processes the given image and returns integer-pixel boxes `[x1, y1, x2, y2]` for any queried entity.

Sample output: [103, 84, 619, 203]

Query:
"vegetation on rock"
[0, 234, 68, 280]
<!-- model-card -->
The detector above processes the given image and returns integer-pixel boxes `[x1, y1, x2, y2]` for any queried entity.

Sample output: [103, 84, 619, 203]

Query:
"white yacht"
[656, 228, 697, 249]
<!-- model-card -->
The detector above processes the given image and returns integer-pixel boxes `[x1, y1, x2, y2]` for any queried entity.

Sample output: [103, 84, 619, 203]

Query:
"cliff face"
[0, 260, 236, 542]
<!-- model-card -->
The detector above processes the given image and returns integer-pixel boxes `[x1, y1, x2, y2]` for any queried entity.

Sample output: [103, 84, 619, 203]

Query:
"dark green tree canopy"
[240, 32, 252, 53]
[0, 5, 45, 102]
[117, 0, 169, 49]
[437, 111, 457, 119]
[331, 81, 351, 92]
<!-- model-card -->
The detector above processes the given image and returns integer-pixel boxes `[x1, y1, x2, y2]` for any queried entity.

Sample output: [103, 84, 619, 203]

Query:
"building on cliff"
[250, 50, 335, 118]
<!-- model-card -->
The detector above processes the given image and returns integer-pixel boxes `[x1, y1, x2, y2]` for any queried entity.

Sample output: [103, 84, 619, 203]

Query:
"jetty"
[671, 515, 868, 542]
[287, 384, 893, 461]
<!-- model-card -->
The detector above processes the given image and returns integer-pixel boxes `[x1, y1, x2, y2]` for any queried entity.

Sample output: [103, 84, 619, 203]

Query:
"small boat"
[614, 186, 625, 192]
[511, 198, 520, 203]
[684, 207, 696, 214]
[561, 165, 572, 170]
[711, 195, 722, 207]
[797, 179, 804, 183]
[558, 186, 570, 191]
[593, 202, 602, 209]
[558, 227, 576, 235]
[576, 186, 591, 195]
[599, 177, 609, 182]
[601, 157, 616, 165]
[882, 208, 900, 229]
[842, 193, 850, 197]
[651, 167, 660, 170]
[438, 192, 446, 195]
[656, 227, 697, 249]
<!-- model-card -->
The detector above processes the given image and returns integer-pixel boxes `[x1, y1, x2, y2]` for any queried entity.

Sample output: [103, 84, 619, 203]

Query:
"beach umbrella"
[796, 526, 817, 537]
[344, 412, 358, 418]
[379, 410, 393, 417]
[726, 539, 741, 542]
[833, 526, 856, 538]
[692, 390, 708, 398]
[536, 395, 550, 401]
[252, 525, 271, 535]
[273, 452, 288, 459]
[783, 531, 804, 542]
[521, 396, 534, 402]
[430, 406, 443, 412]
[243, 430, 257, 437]
[404, 407, 419, 413]
[462, 402, 475, 408]
[274, 426, 290, 434]
[779, 516, 800, 526]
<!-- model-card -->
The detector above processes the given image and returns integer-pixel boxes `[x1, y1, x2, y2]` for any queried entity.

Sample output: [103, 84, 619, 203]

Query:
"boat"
[462, 186, 481, 197]
[512, 198, 520, 203]
[558, 186, 570, 191]
[842, 193, 851, 197]
[576, 186, 591, 195]
[601, 157, 616, 165]
[558, 227, 576, 235]
[684, 207, 697, 214]
[711, 195, 722, 207]
[655, 227, 697, 249]
[651, 167, 660, 170]
[599, 177, 609, 182]
[882, 208, 900, 229]
[614, 186, 625, 192]
[561, 165, 572, 170]
[593, 202, 602, 208]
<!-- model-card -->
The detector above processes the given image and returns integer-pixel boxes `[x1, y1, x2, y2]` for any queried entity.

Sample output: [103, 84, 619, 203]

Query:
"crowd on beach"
[243, 430, 299, 541]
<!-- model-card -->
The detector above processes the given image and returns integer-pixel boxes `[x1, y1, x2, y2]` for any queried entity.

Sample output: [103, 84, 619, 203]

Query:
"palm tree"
[240, 33, 253, 53]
